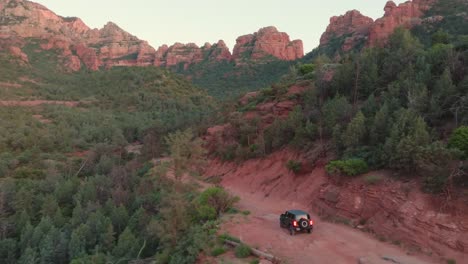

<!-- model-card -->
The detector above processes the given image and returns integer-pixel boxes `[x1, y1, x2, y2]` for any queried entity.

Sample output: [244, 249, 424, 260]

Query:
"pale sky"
[33, 0, 407, 53]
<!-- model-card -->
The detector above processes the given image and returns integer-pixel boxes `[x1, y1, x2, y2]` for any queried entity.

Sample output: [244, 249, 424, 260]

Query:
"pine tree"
[19, 247, 38, 264]
[113, 227, 139, 259]
[68, 224, 89, 260]
[343, 111, 367, 149]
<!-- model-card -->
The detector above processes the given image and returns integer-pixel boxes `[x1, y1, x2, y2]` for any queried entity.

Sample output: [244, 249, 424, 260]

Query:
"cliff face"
[153, 40, 232, 69]
[368, 0, 436, 45]
[320, 0, 437, 52]
[232, 26, 303, 62]
[320, 10, 374, 52]
[0, 0, 156, 70]
[0, 0, 304, 71]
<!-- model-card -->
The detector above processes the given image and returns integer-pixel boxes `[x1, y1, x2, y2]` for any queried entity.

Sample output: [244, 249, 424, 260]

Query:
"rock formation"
[368, 0, 436, 45]
[153, 40, 232, 69]
[320, 0, 437, 51]
[320, 10, 374, 52]
[232, 26, 303, 62]
[0, 0, 304, 71]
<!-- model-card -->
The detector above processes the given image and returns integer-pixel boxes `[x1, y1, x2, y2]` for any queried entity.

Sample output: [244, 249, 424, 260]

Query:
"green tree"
[197, 187, 239, 218]
[0, 239, 17, 264]
[69, 224, 89, 260]
[165, 129, 206, 179]
[322, 96, 352, 135]
[113, 227, 139, 259]
[449, 126, 468, 158]
[385, 109, 431, 171]
[18, 247, 38, 264]
[342, 111, 366, 149]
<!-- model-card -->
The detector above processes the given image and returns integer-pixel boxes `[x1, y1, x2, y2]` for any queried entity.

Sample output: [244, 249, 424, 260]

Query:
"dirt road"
[220, 186, 439, 264]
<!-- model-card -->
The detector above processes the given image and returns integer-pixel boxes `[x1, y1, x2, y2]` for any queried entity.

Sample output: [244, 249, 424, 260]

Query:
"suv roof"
[287, 209, 308, 215]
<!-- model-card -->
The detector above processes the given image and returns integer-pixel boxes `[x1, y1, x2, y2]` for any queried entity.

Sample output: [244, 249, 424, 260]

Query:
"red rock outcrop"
[232, 26, 303, 62]
[368, 0, 436, 45]
[320, 0, 437, 52]
[319, 10, 374, 52]
[0, 0, 304, 71]
[8, 46, 28, 62]
[0, 0, 156, 70]
[153, 41, 232, 69]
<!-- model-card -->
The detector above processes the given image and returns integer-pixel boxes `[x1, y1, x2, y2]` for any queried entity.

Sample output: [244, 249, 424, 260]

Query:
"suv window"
[294, 214, 309, 220]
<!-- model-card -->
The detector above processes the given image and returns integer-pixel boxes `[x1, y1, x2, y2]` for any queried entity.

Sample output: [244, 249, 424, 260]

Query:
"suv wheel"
[289, 226, 295, 236]
[307, 229, 311, 234]
[299, 219, 309, 229]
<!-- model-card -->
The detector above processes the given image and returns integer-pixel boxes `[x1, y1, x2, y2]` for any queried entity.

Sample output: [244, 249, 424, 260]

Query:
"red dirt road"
[221, 186, 439, 264]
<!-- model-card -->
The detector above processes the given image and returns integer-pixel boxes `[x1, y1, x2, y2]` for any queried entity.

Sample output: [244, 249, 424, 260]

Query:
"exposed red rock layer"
[232, 26, 303, 62]
[153, 40, 231, 69]
[368, 0, 436, 45]
[320, 0, 437, 51]
[0, 0, 304, 71]
[205, 151, 468, 262]
[320, 10, 374, 52]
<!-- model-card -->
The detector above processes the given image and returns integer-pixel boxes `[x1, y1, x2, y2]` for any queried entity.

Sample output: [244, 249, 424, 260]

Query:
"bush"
[449, 126, 468, 159]
[235, 244, 251, 258]
[326, 159, 369, 176]
[423, 174, 448, 194]
[197, 187, 239, 218]
[299, 64, 315, 75]
[286, 160, 302, 173]
[364, 175, 383, 185]
[210, 246, 226, 257]
[218, 233, 241, 243]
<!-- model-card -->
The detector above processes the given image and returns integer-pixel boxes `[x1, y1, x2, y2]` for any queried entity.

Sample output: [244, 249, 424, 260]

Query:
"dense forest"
[0, 38, 236, 263]
[174, 57, 293, 99]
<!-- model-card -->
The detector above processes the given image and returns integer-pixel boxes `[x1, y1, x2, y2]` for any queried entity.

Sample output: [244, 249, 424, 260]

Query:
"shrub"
[449, 126, 468, 159]
[235, 244, 251, 258]
[286, 160, 302, 173]
[364, 175, 383, 185]
[423, 174, 448, 194]
[299, 64, 315, 75]
[197, 187, 239, 218]
[218, 233, 241, 243]
[250, 260, 260, 264]
[325, 159, 369, 176]
[210, 246, 226, 257]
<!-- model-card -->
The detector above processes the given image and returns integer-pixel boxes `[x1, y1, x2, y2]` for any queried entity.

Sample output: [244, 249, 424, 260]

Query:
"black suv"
[280, 210, 314, 235]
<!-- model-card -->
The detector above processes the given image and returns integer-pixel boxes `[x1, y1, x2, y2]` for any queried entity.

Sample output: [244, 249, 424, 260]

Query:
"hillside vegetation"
[210, 26, 468, 193]
[175, 58, 293, 99]
[0, 38, 230, 263]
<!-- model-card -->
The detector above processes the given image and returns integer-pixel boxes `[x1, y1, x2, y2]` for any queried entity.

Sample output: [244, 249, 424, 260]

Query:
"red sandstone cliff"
[0, 0, 304, 71]
[320, 10, 374, 52]
[232, 26, 303, 62]
[153, 40, 232, 69]
[320, 0, 437, 52]
[368, 0, 436, 45]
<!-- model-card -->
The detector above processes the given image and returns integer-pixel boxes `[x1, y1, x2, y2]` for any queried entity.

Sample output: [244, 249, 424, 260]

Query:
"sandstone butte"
[0, 0, 304, 71]
[320, 0, 437, 52]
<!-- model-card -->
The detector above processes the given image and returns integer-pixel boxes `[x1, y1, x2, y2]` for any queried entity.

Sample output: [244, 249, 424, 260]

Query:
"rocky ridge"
[0, 0, 304, 71]
[232, 26, 303, 63]
[320, 0, 437, 52]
